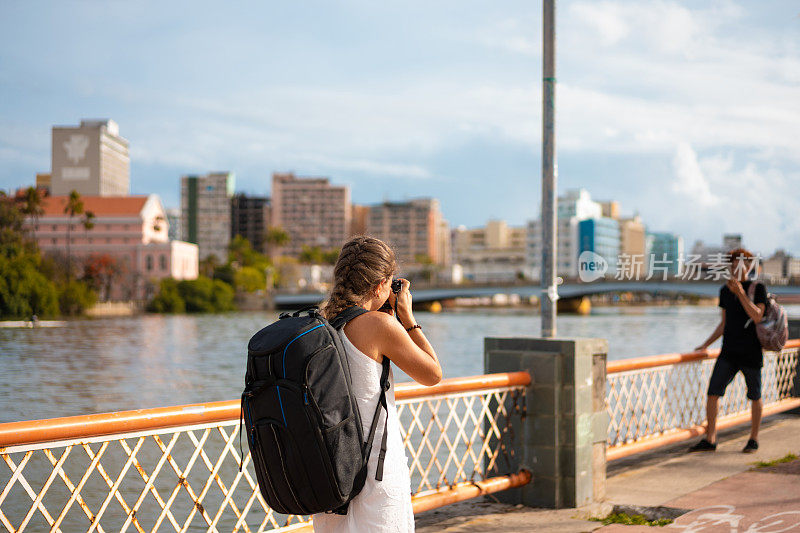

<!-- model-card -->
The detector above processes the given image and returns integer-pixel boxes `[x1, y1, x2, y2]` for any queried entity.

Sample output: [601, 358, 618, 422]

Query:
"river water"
[2, 304, 799, 423]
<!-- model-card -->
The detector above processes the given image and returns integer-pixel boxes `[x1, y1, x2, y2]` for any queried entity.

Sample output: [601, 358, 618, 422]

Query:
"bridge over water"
[273, 281, 800, 308]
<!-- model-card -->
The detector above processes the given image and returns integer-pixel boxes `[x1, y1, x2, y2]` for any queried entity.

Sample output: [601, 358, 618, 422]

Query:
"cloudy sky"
[1, 1, 799, 255]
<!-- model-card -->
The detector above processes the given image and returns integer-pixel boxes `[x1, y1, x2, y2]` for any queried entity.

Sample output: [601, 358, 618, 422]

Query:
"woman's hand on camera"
[389, 278, 415, 328]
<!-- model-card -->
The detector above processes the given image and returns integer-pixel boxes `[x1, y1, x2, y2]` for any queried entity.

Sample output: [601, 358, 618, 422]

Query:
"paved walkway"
[415, 413, 800, 532]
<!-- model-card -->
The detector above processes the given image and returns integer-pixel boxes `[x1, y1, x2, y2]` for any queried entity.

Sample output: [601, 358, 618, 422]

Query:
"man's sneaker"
[742, 439, 759, 453]
[689, 438, 717, 452]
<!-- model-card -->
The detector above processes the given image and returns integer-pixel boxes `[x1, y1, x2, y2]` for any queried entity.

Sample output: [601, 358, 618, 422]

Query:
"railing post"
[485, 337, 609, 508]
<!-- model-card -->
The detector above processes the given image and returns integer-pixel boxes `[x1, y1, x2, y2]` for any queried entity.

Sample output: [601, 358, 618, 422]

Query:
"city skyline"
[1, 1, 799, 255]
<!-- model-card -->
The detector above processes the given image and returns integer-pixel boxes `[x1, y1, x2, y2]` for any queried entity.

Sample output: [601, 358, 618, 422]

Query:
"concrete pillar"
[789, 317, 800, 399]
[788, 317, 800, 340]
[485, 337, 609, 509]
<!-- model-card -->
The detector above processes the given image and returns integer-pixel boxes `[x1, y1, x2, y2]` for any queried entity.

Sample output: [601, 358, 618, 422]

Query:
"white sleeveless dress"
[311, 330, 415, 533]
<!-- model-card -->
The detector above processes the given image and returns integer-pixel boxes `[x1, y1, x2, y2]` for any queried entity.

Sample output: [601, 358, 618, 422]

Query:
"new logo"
[578, 251, 608, 282]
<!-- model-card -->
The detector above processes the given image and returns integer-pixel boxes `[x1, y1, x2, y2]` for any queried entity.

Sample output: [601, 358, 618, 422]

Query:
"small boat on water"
[0, 320, 67, 328]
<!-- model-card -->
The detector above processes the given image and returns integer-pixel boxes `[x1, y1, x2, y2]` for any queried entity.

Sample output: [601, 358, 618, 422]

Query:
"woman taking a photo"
[313, 236, 442, 533]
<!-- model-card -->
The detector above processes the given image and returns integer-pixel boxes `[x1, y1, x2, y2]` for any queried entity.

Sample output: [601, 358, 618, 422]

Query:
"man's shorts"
[707, 356, 762, 400]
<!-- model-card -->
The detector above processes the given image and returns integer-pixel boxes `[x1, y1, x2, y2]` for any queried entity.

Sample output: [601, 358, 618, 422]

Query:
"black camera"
[391, 279, 402, 294]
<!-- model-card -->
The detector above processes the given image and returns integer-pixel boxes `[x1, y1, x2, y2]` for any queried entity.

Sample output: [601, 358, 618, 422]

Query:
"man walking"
[690, 248, 767, 453]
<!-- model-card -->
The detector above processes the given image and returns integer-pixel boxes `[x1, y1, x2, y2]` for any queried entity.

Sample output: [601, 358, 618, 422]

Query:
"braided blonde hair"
[321, 236, 397, 319]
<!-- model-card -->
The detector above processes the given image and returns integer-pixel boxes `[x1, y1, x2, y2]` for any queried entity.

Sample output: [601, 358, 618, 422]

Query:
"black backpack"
[240, 306, 391, 516]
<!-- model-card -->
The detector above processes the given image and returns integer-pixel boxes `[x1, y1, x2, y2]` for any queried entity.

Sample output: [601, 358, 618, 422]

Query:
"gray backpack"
[745, 281, 788, 352]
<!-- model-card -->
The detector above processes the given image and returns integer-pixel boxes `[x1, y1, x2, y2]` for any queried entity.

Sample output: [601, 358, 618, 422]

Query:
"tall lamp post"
[541, 0, 558, 337]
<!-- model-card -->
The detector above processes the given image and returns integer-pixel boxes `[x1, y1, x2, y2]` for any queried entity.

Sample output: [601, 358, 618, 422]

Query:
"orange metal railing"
[0, 371, 530, 533]
[606, 339, 800, 460]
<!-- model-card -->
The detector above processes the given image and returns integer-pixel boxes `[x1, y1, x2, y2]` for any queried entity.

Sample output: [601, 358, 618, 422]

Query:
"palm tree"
[20, 187, 44, 241]
[264, 226, 290, 258]
[64, 190, 95, 280]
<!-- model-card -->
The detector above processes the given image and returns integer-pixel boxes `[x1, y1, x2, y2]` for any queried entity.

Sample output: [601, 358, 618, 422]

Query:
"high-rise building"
[599, 200, 620, 220]
[619, 215, 647, 274]
[723, 234, 743, 251]
[350, 204, 370, 236]
[453, 220, 527, 282]
[556, 189, 602, 220]
[367, 198, 447, 266]
[231, 194, 270, 253]
[579, 218, 621, 272]
[166, 208, 182, 242]
[646, 232, 684, 276]
[51, 119, 130, 197]
[619, 215, 646, 256]
[181, 172, 235, 260]
[528, 189, 604, 280]
[437, 219, 452, 267]
[270, 172, 351, 256]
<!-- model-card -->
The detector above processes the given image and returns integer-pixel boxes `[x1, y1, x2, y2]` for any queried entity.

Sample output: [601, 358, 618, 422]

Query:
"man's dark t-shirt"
[718, 280, 768, 368]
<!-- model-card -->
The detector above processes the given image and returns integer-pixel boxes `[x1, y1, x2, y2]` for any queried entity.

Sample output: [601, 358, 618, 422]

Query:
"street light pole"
[541, 0, 558, 337]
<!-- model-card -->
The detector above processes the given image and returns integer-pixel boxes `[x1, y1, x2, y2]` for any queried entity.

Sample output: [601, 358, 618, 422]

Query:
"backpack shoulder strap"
[331, 304, 392, 480]
[362, 356, 391, 481]
[329, 305, 368, 330]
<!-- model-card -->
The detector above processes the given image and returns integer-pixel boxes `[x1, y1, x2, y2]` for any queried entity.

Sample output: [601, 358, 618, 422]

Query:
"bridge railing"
[0, 372, 530, 533]
[606, 339, 800, 460]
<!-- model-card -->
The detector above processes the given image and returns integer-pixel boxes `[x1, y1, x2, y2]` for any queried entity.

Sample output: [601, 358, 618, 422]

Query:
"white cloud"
[570, 2, 631, 47]
[651, 146, 800, 254]
[470, 0, 800, 165]
[671, 142, 718, 206]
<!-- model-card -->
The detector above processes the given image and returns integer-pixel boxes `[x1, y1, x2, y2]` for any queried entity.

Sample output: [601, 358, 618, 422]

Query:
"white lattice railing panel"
[0, 423, 310, 533]
[607, 346, 799, 449]
[397, 387, 525, 495]
[1, 377, 528, 533]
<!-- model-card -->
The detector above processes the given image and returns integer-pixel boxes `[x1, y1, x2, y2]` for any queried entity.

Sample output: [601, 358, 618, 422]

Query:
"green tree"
[322, 248, 340, 265]
[299, 245, 324, 264]
[0, 253, 59, 318]
[234, 266, 266, 293]
[415, 254, 437, 282]
[58, 280, 97, 316]
[213, 264, 236, 286]
[228, 235, 270, 269]
[147, 278, 185, 313]
[0, 193, 59, 318]
[177, 277, 216, 312]
[0, 191, 27, 253]
[199, 254, 220, 278]
[20, 187, 44, 242]
[264, 226, 290, 257]
[211, 279, 235, 311]
[64, 190, 95, 280]
[174, 276, 236, 313]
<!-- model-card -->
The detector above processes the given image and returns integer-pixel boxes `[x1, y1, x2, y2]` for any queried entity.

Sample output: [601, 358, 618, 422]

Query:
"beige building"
[181, 172, 235, 260]
[367, 198, 448, 266]
[36, 173, 52, 193]
[437, 219, 452, 267]
[350, 204, 370, 236]
[762, 250, 800, 283]
[619, 215, 647, 272]
[51, 119, 130, 197]
[599, 200, 620, 220]
[270, 172, 351, 256]
[453, 220, 527, 282]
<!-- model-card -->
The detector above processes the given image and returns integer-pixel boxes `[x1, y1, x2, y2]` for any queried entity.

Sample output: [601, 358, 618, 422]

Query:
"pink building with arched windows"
[28, 194, 198, 300]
